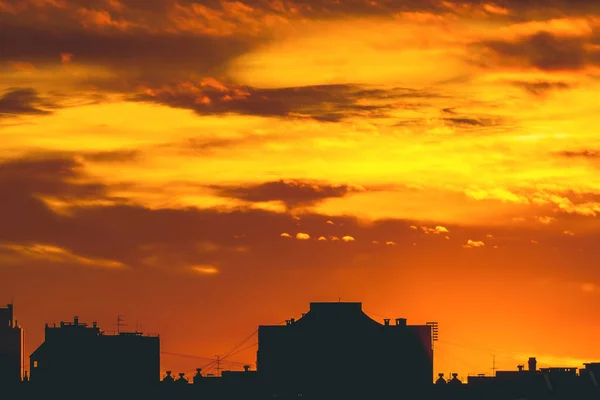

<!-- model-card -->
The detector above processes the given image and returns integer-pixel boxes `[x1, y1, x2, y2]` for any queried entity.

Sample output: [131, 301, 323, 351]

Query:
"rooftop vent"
[163, 371, 174, 383]
[435, 373, 446, 385]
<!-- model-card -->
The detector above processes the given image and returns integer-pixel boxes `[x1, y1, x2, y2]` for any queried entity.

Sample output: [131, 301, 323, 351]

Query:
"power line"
[160, 351, 250, 366]
[220, 329, 258, 360]
[227, 342, 258, 359]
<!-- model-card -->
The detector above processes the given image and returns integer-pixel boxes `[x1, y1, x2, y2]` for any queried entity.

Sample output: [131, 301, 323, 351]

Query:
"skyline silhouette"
[3, 301, 599, 384]
[1, 0, 600, 389]
[3, 301, 599, 400]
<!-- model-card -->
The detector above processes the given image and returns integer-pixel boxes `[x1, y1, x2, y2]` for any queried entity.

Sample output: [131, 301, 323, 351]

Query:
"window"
[33, 361, 38, 368]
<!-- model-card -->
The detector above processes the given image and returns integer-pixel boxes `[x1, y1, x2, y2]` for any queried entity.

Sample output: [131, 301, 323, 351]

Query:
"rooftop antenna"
[114, 315, 126, 334]
[491, 355, 497, 376]
[426, 322, 439, 350]
[215, 355, 221, 376]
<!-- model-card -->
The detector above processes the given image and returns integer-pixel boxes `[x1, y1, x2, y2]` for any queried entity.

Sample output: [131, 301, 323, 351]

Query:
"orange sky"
[1, 0, 599, 381]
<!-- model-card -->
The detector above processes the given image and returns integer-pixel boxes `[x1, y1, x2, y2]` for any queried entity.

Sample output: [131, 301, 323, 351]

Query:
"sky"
[1, 0, 600, 381]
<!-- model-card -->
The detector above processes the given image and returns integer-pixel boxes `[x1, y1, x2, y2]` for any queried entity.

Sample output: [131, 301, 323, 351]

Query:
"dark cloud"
[0, 22, 253, 87]
[439, 108, 504, 128]
[0, 156, 107, 200]
[477, 32, 600, 71]
[556, 150, 600, 159]
[0, 88, 55, 117]
[131, 82, 438, 121]
[211, 180, 365, 208]
[513, 81, 572, 95]
[443, 117, 485, 126]
[81, 150, 140, 163]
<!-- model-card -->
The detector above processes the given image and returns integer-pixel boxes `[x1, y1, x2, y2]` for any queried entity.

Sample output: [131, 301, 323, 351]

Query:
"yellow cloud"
[580, 283, 598, 293]
[0, 243, 125, 268]
[463, 240, 485, 248]
[191, 265, 219, 275]
[296, 232, 310, 240]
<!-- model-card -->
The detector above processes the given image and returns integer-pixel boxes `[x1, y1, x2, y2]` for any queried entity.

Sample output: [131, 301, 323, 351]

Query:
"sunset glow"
[1, 0, 599, 380]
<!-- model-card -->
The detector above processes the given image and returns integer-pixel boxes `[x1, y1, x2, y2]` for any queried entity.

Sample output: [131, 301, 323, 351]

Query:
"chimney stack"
[528, 357, 537, 372]
[384, 319, 390, 326]
[396, 318, 407, 326]
[518, 365, 524, 372]
[243, 365, 250, 372]
[74, 316, 79, 326]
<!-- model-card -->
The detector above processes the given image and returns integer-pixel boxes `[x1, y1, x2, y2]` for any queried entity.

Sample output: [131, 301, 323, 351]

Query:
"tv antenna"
[491, 355, 497, 376]
[426, 322, 439, 349]
[114, 315, 126, 334]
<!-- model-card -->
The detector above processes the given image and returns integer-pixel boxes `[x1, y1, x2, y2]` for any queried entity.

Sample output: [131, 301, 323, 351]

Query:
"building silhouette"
[29, 316, 159, 390]
[467, 357, 600, 399]
[0, 304, 22, 387]
[2, 301, 598, 400]
[257, 301, 433, 397]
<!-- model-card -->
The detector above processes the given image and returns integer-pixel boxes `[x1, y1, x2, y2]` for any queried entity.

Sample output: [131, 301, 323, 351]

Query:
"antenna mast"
[115, 315, 126, 334]
[426, 322, 439, 350]
[492, 355, 497, 376]
[215, 355, 221, 376]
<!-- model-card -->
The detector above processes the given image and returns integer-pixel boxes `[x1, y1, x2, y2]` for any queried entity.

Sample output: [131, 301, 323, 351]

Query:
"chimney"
[93, 322, 97, 328]
[396, 318, 407, 326]
[193, 368, 203, 384]
[384, 319, 390, 326]
[74, 316, 79, 326]
[528, 357, 537, 372]
[518, 365, 524, 372]
[243, 365, 250, 372]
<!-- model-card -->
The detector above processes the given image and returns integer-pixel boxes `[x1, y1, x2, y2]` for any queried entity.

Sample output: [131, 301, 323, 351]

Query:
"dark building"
[0, 304, 23, 387]
[580, 362, 599, 388]
[29, 316, 159, 390]
[257, 302, 433, 397]
[467, 357, 600, 400]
